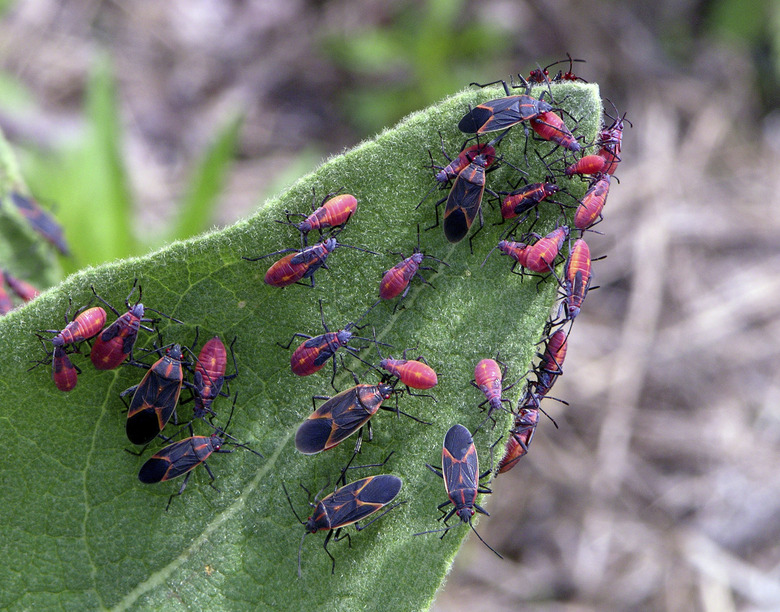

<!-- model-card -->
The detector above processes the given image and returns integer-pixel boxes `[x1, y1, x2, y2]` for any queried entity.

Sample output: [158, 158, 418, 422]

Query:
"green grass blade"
[169, 113, 243, 242]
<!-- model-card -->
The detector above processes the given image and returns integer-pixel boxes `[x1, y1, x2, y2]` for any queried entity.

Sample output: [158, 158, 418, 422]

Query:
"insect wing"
[126, 359, 183, 444]
[443, 167, 485, 243]
[295, 385, 383, 454]
[138, 437, 213, 483]
[321, 475, 403, 529]
[441, 424, 479, 500]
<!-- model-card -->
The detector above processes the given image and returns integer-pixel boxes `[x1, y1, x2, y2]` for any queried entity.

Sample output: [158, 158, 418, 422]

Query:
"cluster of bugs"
[23, 56, 627, 576]
[30, 280, 263, 510]
[238, 56, 627, 575]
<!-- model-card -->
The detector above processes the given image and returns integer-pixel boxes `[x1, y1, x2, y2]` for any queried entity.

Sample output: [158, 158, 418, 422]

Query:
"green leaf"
[169, 114, 243, 243]
[0, 82, 601, 611]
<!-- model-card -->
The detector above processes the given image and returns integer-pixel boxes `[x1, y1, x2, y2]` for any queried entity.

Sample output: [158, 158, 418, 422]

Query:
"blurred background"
[2, 0, 780, 609]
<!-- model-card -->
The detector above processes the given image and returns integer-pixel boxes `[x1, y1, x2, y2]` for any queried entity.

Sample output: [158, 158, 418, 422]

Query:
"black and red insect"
[122, 343, 190, 445]
[379, 226, 448, 303]
[497, 405, 540, 474]
[283, 299, 382, 389]
[564, 154, 610, 177]
[431, 140, 498, 185]
[244, 236, 375, 289]
[561, 238, 593, 321]
[527, 54, 586, 85]
[29, 340, 81, 392]
[3, 270, 39, 302]
[574, 174, 611, 231]
[529, 110, 581, 152]
[279, 190, 358, 245]
[9, 191, 70, 255]
[284, 473, 403, 576]
[433, 129, 511, 245]
[498, 181, 561, 221]
[138, 405, 263, 510]
[415, 424, 502, 557]
[377, 346, 438, 392]
[41, 305, 107, 349]
[89, 281, 178, 370]
[190, 335, 237, 420]
[458, 75, 554, 135]
[534, 328, 568, 396]
[473, 357, 516, 424]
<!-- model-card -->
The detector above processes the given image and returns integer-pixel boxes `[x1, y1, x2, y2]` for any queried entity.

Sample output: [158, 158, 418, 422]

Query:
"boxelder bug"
[3, 270, 39, 302]
[527, 54, 586, 85]
[596, 101, 630, 175]
[138, 402, 263, 510]
[41, 305, 107, 348]
[29, 339, 81, 392]
[472, 357, 517, 426]
[122, 343, 190, 445]
[516, 226, 570, 274]
[535, 328, 568, 395]
[561, 238, 592, 321]
[458, 74, 554, 134]
[530, 111, 581, 152]
[283, 299, 384, 389]
[564, 154, 610, 177]
[89, 281, 180, 370]
[431, 139, 497, 185]
[498, 181, 561, 221]
[415, 424, 502, 557]
[376, 341, 438, 392]
[379, 226, 448, 303]
[9, 191, 70, 256]
[574, 174, 611, 231]
[279, 190, 357, 245]
[190, 335, 238, 420]
[284, 473, 403, 576]
[497, 406, 540, 474]
[432, 129, 511, 245]
[244, 236, 375, 289]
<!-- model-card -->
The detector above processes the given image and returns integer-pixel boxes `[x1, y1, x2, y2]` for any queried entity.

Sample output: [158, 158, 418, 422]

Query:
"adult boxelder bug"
[245, 236, 375, 289]
[295, 379, 419, 456]
[279, 190, 357, 246]
[561, 238, 592, 321]
[431, 139, 497, 185]
[284, 473, 403, 576]
[574, 174, 611, 231]
[415, 424, 502, 557]
[458, 74, 554, 135]
[90, 281, 179, 370]
[3, 270, 39, 302]
[41, 305, 107, 348]
[138, 405, 263, 510]
[379, 226, 448, 303]
[438, 129, 511, 245]
[283, 299, 383, 389]
[9, 191, 70, 255]
[122, 343, 190, 445]
[530, 111, 581, 152]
